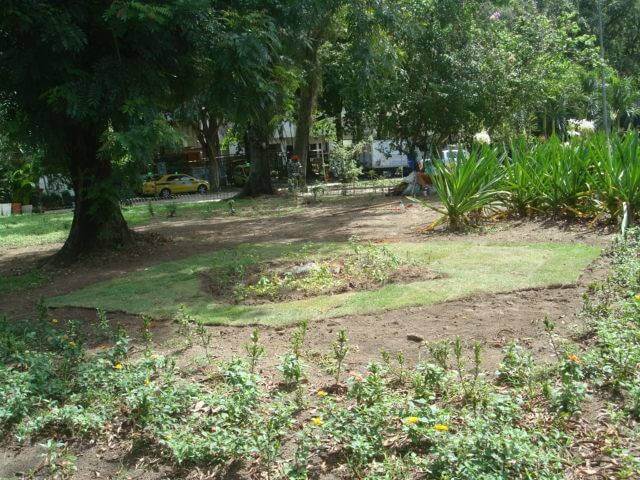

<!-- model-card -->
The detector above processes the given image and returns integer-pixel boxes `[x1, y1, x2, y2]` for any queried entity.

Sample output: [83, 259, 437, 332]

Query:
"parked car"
[142, 174, 209, 198]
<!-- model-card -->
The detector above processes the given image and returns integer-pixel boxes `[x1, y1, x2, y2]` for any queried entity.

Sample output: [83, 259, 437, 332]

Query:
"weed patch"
[204, 241, 441, 304]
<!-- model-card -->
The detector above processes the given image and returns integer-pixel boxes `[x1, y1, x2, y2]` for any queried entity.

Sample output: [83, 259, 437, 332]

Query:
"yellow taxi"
[142, 174, 210, 198]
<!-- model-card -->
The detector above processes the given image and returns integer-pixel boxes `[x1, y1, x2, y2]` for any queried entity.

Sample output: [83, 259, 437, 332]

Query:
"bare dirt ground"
[0, 195, 616, 479]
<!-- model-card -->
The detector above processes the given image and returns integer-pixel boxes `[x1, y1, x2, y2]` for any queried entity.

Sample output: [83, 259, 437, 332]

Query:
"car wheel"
[160, 188, 172, 199]
[197, 184, 208, 194]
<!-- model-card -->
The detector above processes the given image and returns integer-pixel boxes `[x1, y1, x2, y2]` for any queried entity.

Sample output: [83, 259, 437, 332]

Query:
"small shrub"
[329, 142, 364, 183]
[496, 342, 534, 387]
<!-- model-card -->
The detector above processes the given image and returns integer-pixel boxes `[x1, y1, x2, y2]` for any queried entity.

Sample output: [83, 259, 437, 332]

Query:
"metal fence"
[311, 184, 393, 197]
[122, 190, 238, 206]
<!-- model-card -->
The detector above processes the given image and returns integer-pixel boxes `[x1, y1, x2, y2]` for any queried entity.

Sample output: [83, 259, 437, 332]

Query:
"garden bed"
[202, 255, 443, 305]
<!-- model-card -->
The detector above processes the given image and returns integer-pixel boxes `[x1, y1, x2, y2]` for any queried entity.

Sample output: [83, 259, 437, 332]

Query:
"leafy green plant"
[194, 322, 213, 359]
[96, 308, 110, 341]
[429, 146, 504, 230]
[497, 342, 534, 387]
[39, 440, 77, 479]
[590, 132, 640, 222]
[244, 329, 265, 374]
[165, 202, 178, 218]
[332, 329, 350, 384]
[174, 304, 195, 347]
[329, 142, 364, 183]
[290, 320, 308, 359]
[278, 353, 305, 386]
[141, 315, 153, 351]
[554, 354, 587, 414]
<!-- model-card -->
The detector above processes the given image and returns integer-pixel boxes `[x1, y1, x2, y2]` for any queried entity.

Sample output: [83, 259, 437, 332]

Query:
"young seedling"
[245, 329, 265, 374]
[332, 329, 350, 384]
[227, 199, 237, 216]
[141, 315, 154, 352]
[396, 351, 408, 385]
[174, 304, 194, 347]
[36, 296, 48, 323]
[96, 308, 110, 340]
[195, 322, 214, 359]
[291, 320, 308, 359]
[39, 440, 77, 479]
[544, 316, 561, 358]
[166, 202, 178, 218]
[428, 340, 451, 371]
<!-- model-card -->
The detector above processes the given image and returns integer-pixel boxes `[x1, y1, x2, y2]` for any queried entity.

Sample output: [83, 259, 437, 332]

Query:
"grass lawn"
[0, 197, 304, 249]
[49, 240, 601, 326]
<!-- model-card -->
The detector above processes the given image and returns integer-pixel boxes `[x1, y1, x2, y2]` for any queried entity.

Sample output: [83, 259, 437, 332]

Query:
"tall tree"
[0, 1, 209, 260]
[0, 1, 283, 258]
[290, 0, 395, 182]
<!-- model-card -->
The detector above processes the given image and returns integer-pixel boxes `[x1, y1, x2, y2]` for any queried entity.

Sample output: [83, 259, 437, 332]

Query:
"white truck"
[360, 140, 423, 172]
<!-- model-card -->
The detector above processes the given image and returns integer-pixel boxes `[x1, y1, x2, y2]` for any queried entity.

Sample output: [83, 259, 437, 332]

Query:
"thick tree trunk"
[242, 126, 274, 196]
[197, 117, 222, 191]
[209, 125, 222, 190]
[55, 125, 132, 263]
[293, 48, 322, 184]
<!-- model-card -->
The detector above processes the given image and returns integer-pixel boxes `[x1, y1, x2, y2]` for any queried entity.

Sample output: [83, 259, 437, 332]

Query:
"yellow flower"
[311, 417, 324, 427]
[634, 293, 640, 302]
[434, 424, 449, 432]
[51, 319, 59, 324]
[404, 416, 420, 425]
[68, 341, 76, 348]
[317, 390, 328, 398]
[113, 363, 124, 370]
[144, 378, 151, 386]
[567, 354, 581, 364]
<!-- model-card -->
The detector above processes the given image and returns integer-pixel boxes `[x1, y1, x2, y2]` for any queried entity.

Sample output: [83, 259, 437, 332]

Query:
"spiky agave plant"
[590, 132, 640, 223]
[429, 146, 504, 230]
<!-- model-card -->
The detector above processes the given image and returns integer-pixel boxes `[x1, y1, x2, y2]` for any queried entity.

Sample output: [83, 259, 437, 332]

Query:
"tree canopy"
[1, 0, 638, 259]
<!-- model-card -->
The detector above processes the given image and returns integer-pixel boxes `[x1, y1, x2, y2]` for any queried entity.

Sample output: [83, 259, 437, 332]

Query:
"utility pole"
[597, 0, 610, 137]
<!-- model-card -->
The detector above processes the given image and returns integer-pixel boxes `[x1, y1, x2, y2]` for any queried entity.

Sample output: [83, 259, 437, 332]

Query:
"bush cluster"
[429, 133, 640, 230]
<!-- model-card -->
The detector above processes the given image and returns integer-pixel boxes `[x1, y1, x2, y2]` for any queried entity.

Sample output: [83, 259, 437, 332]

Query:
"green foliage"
[431, 133, 640, 229]
[497, 342, 534, 387]
[278, 353, 305, 387]
[589, 132, 640, 220]
[244, 329, 265, 374]
[332, 329, 350, 383]
[429, 146, 504, 230]
[328, 142, 364, 183]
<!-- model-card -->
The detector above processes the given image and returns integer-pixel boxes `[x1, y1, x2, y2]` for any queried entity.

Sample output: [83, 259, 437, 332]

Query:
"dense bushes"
[1, 231, 640, 477]
[429, 132, 640, 230]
